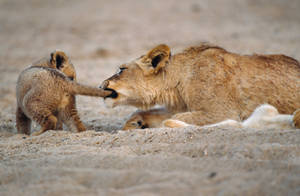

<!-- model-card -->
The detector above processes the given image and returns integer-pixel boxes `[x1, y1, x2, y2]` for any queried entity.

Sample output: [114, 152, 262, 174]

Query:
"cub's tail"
[70, 82, 112, 97]
[293, 109, 300, 128]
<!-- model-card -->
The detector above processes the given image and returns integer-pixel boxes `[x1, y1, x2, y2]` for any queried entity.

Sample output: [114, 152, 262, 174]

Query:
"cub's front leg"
[62, 96, 86, 132]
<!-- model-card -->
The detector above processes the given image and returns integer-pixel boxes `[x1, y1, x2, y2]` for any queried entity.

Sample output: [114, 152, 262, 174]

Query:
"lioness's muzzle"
[103, 88, 118, 99]
[100, 80, 118, 99]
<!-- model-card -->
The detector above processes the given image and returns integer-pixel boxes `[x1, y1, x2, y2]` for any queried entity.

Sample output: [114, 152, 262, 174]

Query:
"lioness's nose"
[100, 80, 109, 89]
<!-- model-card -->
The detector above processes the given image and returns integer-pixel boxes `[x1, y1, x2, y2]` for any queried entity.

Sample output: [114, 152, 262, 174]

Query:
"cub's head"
[49, 50, 76, 81]
[101, 44, 171, 108]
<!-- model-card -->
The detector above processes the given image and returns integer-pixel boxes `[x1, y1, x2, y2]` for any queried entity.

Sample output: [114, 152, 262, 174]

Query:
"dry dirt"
[1, 0, 300, 195]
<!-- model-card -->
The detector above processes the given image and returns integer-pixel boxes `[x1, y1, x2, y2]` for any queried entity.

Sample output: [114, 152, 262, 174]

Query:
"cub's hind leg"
[31, 114, 58, 136]
[24, 100, 58, 136]
[55, 111, 63, 130]
[16, 107, 32, 135]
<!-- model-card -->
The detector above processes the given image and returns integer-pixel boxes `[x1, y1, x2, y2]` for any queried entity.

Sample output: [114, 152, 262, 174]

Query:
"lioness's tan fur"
[102, 43, 300, 128]
[16, 50, 111, 135]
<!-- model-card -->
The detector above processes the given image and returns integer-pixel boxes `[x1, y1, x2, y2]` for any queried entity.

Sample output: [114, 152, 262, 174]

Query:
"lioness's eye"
[117, 67, 127, 74]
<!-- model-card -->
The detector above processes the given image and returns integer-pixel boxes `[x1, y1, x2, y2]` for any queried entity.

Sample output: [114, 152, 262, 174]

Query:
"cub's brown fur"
[102, 44, 300, 128]
[123, 107, 172, 130]
[16, 50, 111, 135]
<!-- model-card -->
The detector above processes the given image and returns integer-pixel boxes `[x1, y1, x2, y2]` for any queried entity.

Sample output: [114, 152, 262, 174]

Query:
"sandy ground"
[0, 0, 300, 195]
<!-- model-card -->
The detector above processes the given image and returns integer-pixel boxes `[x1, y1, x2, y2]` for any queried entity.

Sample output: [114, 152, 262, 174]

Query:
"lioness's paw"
[163, 119, 190, 128]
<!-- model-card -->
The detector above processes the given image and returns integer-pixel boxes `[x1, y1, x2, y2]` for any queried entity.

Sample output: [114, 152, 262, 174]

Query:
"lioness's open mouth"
[103, 88, 118, 99]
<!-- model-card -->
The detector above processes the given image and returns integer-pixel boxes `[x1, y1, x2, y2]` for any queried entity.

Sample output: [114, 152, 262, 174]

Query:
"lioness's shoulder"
[182, 43, 226, 55]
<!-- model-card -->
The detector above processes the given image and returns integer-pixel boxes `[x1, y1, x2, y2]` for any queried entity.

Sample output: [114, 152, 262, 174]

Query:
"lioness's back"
[233, 53, 300, 116]
[174, 45, 300, 117]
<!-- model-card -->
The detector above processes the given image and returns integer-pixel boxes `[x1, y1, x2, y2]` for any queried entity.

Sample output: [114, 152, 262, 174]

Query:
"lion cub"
[16, 50, 111, 135]
[123, 107, 172, 130]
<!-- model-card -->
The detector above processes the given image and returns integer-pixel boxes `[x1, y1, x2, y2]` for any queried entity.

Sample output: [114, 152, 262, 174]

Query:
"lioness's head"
[49, 50, 76, 81]
[101, 44, 171, 108]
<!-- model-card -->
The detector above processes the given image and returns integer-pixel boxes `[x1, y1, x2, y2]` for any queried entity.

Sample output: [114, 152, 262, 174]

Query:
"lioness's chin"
[103, 98, 116, 108]
[103, 95, 129, 108]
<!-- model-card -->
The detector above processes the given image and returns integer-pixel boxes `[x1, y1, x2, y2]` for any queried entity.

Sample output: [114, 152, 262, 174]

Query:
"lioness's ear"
[50, 50, 67, 69]
[139, 44, 171, 75]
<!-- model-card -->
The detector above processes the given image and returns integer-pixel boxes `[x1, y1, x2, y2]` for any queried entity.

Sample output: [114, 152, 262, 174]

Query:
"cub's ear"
[138, 44, 171, 75]
[50, 50, 68, 70]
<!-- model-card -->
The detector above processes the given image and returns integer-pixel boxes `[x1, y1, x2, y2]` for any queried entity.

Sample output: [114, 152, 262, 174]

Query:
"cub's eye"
[137, 120, 142, 126]
[69, 77, 74, 81]
[131, 122, 137, 126]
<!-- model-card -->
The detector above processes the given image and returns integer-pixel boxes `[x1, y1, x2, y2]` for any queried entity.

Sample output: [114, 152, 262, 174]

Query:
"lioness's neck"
[151, 62, 187, 112]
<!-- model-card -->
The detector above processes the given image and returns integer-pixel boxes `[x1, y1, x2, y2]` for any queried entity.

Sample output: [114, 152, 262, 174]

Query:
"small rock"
[208, 172, 217, 178]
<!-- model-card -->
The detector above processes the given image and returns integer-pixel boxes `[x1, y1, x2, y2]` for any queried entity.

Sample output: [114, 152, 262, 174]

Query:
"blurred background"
[1, 0, 300, 132]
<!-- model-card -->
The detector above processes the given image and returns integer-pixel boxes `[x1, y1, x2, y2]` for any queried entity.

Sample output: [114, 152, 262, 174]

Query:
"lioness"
[16, 50, 111, 135]
[101, 44, 300, 128]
